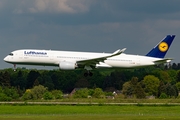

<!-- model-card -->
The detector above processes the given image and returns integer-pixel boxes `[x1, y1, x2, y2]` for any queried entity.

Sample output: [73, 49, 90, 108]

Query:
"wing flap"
[77, 48, 126, 66]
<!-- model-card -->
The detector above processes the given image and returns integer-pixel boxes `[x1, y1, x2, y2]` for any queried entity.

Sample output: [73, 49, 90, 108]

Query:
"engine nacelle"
[59, 61, 77, 70]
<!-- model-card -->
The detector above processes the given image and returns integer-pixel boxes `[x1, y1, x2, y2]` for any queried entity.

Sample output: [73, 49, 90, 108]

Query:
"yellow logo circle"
[158, 42, 168, 52]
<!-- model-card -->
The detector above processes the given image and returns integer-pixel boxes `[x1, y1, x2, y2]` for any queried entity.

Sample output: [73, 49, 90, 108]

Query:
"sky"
[1, 0, 180, 69]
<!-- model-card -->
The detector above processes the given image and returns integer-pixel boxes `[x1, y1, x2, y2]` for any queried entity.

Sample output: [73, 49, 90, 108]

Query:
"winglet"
[113, 48, 126, 56]
[146, 35, 175, 58]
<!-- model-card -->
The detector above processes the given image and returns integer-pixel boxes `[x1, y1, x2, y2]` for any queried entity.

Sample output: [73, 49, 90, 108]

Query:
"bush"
[31, 85, 47, 99]
[105, 92, 113, 96]
[43, 92, 53, 100]
[0, 93, 12, 101]
[73, 88, 89, 98]
[159, 93, 168, 99]
[22, 85, 47, 100]
[0, 87, 19, 101]
[88, 89, 94, 96]
[93, 88, 105, 98]
[22, 89, 33, 100]
[52, 90, 63, 99]
[3, 87, 19, 100]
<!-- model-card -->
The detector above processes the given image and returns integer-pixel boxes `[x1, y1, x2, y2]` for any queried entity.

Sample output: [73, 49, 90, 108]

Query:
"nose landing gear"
[13, 64, 16, 71]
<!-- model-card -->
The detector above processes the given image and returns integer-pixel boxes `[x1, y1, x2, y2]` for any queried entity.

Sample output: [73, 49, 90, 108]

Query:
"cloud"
[1, 0, 180, 69]
[7, 0, 93, 14]
[30, 0, 74, 13]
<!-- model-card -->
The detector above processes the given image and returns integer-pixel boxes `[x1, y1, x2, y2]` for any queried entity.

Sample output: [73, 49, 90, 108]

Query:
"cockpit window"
[9, 53, 13, 56]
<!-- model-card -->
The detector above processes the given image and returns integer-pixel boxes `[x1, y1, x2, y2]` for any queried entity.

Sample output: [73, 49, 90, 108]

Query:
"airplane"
[4, 35, 175, 76]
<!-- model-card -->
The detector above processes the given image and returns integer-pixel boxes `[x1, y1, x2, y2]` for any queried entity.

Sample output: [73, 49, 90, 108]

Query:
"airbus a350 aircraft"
[4, 35, 175, 76]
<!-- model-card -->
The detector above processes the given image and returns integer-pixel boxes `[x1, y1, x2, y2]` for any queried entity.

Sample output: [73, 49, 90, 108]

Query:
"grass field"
[0, 105, 180, 120]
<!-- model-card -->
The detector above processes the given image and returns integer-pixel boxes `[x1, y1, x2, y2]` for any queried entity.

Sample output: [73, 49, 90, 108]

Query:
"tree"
[102, 70, 133, 91]
[167, 70, 177, 83]
[33, 79, 39, 86]
[10, 69, 28, 90]
[159, 71, 171, 83]
[0, 71, 11, 87]
[177, 63, 180, 69]
[151, 70, 171, 83]
[75, 78, 90, 88]
[142, 75, 160, 96]
[130, 77, 138, 86]
[122, 77, 145, 98]
[158, 81, 166, 97]
[165, 83, 178, 98]
[42, 75, 54, 91]
[54, 71, 78, 92]
[176, 71, 180, 82]
[175, 82, 180, 91]
[172, 63, 177, 70]
[26, 70, 40, 89]
[51, 71, 61, 90]
[88, 70, 105, 89]
[122, 82, 134, 97]
[134, 83, 146, 99]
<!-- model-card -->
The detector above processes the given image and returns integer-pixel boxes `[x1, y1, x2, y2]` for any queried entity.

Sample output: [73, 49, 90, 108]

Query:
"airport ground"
[0, 103, 180, 120]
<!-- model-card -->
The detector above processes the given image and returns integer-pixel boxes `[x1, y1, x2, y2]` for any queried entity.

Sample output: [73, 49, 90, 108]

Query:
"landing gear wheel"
[84, 71, 93, 77]
[89, 72, 93, 76]
[84, 72, 88, 77]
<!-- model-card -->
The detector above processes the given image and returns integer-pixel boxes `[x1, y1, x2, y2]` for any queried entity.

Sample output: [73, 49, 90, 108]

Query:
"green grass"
[0, 105, 180, 120]
[20, 96, 180, 103]
[58, 98, 180, 103]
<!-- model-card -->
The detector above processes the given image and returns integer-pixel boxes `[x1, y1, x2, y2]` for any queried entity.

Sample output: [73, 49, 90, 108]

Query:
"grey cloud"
[95, 0, 180, 22]
[0, 0, 94, 14]
[1, 0, 180, 69]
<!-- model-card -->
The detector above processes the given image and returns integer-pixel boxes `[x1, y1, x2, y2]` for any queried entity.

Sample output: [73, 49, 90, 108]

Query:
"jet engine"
[59, 61, 77, 70]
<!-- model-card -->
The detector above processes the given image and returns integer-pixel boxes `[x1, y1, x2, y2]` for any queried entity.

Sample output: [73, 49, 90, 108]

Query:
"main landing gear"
[84, 71, 93, 77]
[84, 65, 93, 77]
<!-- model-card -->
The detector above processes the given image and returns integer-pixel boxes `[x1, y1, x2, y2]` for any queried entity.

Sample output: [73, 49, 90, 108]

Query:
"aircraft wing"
[76, 48, 126, 67]
[154, 58, 173, 64]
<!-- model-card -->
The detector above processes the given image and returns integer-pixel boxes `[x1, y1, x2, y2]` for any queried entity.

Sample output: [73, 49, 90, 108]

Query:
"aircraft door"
[135, 57, 140, 65]
[49, 52, 54, 61]
[19, 51, 23, 59]
[130, 57, 140, 65]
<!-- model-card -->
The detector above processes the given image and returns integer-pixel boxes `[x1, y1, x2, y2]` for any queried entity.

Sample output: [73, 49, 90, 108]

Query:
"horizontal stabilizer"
[154, 58, 173, 64]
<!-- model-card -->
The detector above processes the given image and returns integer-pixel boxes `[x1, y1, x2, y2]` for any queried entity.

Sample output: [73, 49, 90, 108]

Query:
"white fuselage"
[4, 49, 162, 69]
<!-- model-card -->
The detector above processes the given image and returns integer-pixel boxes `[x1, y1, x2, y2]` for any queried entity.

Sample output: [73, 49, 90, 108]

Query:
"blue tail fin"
[146, 35, 175, 58]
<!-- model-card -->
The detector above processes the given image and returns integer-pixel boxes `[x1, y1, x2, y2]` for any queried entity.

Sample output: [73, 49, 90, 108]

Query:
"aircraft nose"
[4, 56, 9, 62]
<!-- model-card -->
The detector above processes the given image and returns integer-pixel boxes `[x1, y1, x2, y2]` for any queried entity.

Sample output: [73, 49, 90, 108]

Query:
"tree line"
[0, 63, 180, 100]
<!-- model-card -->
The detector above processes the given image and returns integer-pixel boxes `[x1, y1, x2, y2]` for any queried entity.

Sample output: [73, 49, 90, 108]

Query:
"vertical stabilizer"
[146, 35, 175, 58]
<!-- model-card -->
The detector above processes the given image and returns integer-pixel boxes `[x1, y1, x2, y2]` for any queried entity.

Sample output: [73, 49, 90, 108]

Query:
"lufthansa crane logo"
[158, 42, 168, 52]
